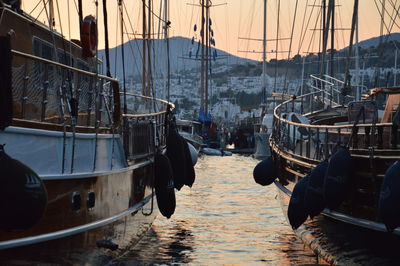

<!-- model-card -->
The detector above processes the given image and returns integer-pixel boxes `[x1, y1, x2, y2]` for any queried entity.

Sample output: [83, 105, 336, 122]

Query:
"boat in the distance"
[176, 119, 203, 151]
[0, 2, 177, 263]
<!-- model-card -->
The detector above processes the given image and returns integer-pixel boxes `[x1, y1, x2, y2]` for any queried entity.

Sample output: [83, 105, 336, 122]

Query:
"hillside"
[98, 36, 256, 80]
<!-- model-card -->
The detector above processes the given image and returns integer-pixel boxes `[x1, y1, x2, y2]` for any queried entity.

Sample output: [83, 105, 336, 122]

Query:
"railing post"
[324, 128, 329, 159]
[21, 58, 29, 119]
[41, 64, 49, 121]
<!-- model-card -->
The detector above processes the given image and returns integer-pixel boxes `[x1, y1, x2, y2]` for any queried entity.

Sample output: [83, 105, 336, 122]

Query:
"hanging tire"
[154, 154, 176, 219]
[0, 146, 48, 231]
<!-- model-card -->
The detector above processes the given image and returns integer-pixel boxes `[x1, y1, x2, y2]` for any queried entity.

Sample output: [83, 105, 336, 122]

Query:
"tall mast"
[103, 0, 111, 77]
[205, 0, 210, 114]
[355, 8, 360, 100]
[330, 0, 335, 78]
[200, 0, 206, 113]
[165, 0, 170, 101]
[49, 0, 55, 28]
[379, 0, 386, 45]
[343, 0, 358, 99]
[147, 0, 152, 97]
[142, 0, 147, 95]
[262, 0, 267, 104]
[78, 0, 83, 37]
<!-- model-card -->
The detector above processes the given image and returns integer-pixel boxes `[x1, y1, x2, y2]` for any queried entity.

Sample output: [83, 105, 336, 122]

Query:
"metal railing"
[11, 49, 120, 129]
[271, 89, 399, 163]
[121, 93, 174, 159]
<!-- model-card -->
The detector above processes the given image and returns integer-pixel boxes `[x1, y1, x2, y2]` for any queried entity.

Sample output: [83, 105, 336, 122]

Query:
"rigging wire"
[118, 0, 128, 115]
[122, 2, 145, 84]
[29, 0, 43, 15]
[298, 0, 318, 55]
[274, 0, 281, 93]
[283, 0, 299, 94]
[376, 0, 400, 29]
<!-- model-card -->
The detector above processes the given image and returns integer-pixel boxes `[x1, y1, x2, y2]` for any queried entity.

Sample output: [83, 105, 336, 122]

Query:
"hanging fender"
[81, 15, 98, 58]
[154, 154, 176, 219]
[288, 175, 310, 230]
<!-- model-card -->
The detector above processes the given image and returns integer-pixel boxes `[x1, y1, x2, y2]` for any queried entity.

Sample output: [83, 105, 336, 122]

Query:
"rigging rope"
[118, 0, 128, 115]
[283, 0, 299, 95]
[274, 0, 281, 94]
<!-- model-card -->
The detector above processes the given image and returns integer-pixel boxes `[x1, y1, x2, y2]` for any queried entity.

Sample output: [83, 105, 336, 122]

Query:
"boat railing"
[121, 92, 174, 159]
[271, 89, 398, 164]
[11, 49, 120, 130]
[10, 49, 174, 160]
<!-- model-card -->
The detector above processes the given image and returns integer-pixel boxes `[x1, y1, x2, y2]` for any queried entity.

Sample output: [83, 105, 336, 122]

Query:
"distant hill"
[356, 33, 400, 49]
[342, 33, 400, 50]
[98, 36, 257, 79]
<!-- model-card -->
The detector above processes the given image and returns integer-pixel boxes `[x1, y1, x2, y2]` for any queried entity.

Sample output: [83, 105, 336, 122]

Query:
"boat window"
[57, 50, 73, 66]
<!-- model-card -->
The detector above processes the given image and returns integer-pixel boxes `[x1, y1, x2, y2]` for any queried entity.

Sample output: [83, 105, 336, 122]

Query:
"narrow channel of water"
[111, 154, 320, 265]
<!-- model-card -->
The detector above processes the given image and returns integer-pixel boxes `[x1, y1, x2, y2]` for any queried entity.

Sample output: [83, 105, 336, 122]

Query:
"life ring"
[81, 15, 98, 57]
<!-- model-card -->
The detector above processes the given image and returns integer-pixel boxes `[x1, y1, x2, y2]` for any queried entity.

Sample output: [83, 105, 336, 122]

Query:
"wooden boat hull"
[0, 164, 158, 264]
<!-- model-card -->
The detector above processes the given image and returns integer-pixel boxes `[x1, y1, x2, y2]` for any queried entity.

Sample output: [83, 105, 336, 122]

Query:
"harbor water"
[111, 154, 320, 265]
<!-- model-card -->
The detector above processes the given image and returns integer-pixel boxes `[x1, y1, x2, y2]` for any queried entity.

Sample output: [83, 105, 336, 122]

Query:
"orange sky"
[22, 0, 398, 61]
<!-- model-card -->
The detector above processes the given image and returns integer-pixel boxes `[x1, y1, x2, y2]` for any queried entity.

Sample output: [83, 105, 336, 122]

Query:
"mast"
[142, 0, 147, 96]
[103, 0, 111, 77]
[78, 0, 83, 37]
[49, 0, 55, 28]
[147, 0, 152, 97]
[262, 0, 267, 104]
[165, 0, 170, 101]
[200, 0, 205, 113]
[343, 0, 358, 99]
[355, 8, 360, 100]
[205, 0, 210, 114]
[330, 0, 335, 78]
[119, 0, 127, 114]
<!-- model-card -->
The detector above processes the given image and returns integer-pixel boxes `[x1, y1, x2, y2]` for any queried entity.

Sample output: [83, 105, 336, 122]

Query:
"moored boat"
[0, 2, 176, 263]
[266, 84, 400, 236]
[176, 119, 203, 152]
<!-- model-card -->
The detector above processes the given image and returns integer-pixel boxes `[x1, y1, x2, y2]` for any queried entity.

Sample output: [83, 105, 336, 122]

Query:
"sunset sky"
[22, 1, 398, 61]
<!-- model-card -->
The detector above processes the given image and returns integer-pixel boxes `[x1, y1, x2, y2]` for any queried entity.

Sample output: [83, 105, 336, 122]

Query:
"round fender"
[323, 148, 352, 210]
[253, 156, 276, 186]
[288, 175, 310, 229]
[154, 154, 176, 219]
[166, 130, 186, 190]
[187, 142, 198, 166]
[182, 137, 195, 188]
[304, 161, 328, 218]
[379, 161, 400, 232]
[0, 146, 48, 231]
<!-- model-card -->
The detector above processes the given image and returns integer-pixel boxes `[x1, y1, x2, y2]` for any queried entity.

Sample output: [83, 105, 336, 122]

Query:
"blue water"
[112, 154, 320, 265]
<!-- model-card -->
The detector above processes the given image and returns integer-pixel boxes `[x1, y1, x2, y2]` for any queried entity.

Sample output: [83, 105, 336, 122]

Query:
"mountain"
[98, 36, 257, 80]
[348, 33, 400, 50]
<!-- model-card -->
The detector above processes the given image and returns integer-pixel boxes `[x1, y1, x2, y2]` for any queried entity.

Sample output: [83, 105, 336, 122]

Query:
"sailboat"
[0, 0, 178, 263]
[254, 0, 400, 242]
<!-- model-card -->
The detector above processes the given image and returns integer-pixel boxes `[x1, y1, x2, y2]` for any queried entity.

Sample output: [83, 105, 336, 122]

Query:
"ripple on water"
[112, 154, 321, 265]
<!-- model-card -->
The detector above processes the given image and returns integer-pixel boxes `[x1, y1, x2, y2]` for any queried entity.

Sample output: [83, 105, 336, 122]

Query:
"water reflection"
[113, 155, 320, 265]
